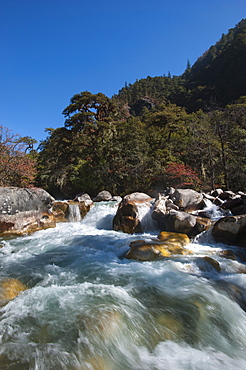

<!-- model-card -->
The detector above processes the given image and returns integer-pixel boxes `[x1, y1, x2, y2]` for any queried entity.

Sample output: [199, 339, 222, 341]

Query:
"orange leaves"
[165, 162, 201, 188]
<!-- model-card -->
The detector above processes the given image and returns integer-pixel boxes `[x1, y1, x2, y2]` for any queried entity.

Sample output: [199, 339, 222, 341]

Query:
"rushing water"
[0, 202, 246, 370]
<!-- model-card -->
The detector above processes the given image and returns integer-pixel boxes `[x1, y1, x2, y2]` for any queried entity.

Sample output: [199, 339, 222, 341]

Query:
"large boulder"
[30, 187, 55, 209]
[170, 189, 204, 212]
[153, 209, 211, 237]
[212, 215, 246, 248]
[0, 187, 56, 236]
[113, 192, 154, 233]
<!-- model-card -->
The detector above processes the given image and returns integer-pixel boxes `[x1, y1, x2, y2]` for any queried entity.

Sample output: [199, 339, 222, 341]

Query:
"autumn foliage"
[0, 126, 37, 187]
[165, 162, 201, 188]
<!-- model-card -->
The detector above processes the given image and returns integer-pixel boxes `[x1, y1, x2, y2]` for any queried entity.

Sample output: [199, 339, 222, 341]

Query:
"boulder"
[0, 187, 56, 236]
[113, 192, 154, 233]
[93, 190, 112, 202]
[212, 215, 246, 247]
[124, 232, 192, 261]
[76, 193, 93, 206]
[170, 189, 204, 212]
[158, 210, 196, 236]
[30, 187, 55, 209]
[158, 231, 190, 247]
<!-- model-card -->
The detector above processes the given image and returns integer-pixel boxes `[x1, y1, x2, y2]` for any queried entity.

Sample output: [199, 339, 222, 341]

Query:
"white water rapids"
[0, 201, 246, 369]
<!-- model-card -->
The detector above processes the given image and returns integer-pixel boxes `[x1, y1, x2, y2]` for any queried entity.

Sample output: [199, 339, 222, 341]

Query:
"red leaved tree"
[0, 126, 37, 187]
[165, 162, 201, 188]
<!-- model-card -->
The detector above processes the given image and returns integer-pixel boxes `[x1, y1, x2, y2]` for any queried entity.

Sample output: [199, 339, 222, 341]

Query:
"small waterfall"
[137, 203, 158, 232]
[202, 198, 231, 220]
[67, 203, 81, 222]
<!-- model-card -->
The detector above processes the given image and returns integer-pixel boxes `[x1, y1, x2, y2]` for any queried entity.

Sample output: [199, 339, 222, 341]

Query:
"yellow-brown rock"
[125, 237, 192, 261]
[0, 278, 27, 302]
[158, 231, 190, 246]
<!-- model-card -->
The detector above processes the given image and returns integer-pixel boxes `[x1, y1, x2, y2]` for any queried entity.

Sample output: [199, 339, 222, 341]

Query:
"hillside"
[115, 19, 246, 112]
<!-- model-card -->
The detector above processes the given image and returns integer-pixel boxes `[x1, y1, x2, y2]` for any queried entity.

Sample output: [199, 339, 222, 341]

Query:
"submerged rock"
[0, 278, 27, 304]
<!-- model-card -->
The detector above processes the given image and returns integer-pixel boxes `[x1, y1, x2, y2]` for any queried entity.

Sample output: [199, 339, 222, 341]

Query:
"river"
[0, 201, 246, 369]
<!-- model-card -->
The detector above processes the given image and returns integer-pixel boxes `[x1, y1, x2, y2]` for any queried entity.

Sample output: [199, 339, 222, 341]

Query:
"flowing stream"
[0, 201, 246, 369]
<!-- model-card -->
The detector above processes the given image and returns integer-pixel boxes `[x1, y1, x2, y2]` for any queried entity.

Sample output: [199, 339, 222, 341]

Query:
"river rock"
[52, 201, 69, 222]
[0, 278, 27, 304]
[93, 190, 112, 202]
[113, 192, 154, 233]
[212, 215, 246, 247]
[158, 231, 190, 246]
[0, 187, 56, 236]
[124, 231, 191, 261]
[30, 187, 55, 209]
[124, 240, 192, 261]
[170, 189, 204, 212]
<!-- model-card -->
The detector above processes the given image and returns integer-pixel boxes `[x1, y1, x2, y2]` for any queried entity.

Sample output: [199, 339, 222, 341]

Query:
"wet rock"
[218, 250, 237, 260]
[155, 313, 184, 341]
[0, 278, 27, 305]
[158, 231, 190, 247]
[203, 256, 221, 272]
[52, 200, 93, 222]
[212, 214, 246, 247]
[52, 201, 69, 222]
[124, 232, 192, 261]
[113, 192, 153, 233]
[124, 241, 192, 261]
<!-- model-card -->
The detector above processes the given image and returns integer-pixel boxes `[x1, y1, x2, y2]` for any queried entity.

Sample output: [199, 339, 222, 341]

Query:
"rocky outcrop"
[0, 187, 56, 236]
[207, 189, 246, 216]
[212, 214, 246, 248]
[124, 231, 191, 261]
[152, 194, 212, 237]
[113, 192, 154, 233]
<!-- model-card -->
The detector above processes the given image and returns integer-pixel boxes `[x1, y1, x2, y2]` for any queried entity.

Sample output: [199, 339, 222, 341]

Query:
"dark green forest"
[3, 20, 246, 198]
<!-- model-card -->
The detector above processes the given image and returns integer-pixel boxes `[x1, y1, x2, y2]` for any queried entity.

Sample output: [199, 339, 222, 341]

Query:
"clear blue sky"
[1, 0, 246, 144]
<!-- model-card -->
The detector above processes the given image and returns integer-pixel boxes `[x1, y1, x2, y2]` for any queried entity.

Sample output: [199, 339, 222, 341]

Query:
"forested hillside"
[2, 20, 246, 198]
[116, 19, 246, 112]
[34, 19, 246, 198]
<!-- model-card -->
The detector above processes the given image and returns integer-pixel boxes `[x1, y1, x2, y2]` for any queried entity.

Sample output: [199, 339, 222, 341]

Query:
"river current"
[0, 201, 246, 369]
